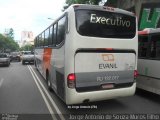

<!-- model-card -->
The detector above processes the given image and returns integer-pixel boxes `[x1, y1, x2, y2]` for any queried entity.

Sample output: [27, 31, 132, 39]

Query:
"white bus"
[137, 28, 160, 95]
[34, 4, 138, 105]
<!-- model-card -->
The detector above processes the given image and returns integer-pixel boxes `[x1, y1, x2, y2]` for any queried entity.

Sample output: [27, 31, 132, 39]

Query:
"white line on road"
[28, 66, 57, 120]
[28, 65, 65, 120]
[0, 78, 4, 88]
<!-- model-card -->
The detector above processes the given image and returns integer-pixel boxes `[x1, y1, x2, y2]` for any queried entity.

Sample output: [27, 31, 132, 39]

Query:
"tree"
[104, 0, 117, 7]
[64, 0, 102, 9]
[66, 0, 101, 5]
[6, 28, 14, 39]
[20, 44, 33, 51]
[0, 33, 19, 52]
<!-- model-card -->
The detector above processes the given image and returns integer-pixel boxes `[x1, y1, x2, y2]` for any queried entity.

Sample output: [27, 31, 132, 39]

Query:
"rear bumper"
[0, 61, 9, 65]
[66, 83, 136, 105]
[23, 59, 34, 62]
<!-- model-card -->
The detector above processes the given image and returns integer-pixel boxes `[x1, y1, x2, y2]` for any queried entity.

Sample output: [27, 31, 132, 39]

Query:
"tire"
[34, 60, 38, 71]
[31, 61, 34, 65]
[46, 72, 52, 91]
[22, 61, 25, 65]
[7, 62, 10, 67]
[35, 60, 37, 67]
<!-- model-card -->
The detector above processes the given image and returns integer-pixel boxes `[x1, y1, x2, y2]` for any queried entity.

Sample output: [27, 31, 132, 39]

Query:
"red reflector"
[96, 48, 113, 51]
[105, 48, 113, 50]
[138, 30, 148, 35]
[134, 70, 138, 78]
[67, 73, 76, 81]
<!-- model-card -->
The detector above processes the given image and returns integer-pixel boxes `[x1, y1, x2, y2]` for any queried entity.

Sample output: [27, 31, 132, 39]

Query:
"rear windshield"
[23, 52, 34, 55]
[0, 54, 7, 58]
[11, 52, 20, 55]
[75, 10, 136, 38]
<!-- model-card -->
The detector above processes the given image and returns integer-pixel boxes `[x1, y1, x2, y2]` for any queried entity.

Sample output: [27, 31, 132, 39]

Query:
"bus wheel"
[35, 61, 37, 67]
[46, 71, 52, 91]
[35, 60, 38, 70]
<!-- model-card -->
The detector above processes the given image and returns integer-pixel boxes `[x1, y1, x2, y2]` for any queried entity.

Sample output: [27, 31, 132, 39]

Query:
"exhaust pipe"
[83, 99, 90, 103]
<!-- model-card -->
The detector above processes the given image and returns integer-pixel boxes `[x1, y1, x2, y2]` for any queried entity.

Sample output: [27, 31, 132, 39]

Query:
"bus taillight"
[67, 73, 76, 88]
[134, 70, 138, 78]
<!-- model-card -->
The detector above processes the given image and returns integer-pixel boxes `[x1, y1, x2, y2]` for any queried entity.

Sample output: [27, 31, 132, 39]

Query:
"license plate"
[102, 83, 114, 89]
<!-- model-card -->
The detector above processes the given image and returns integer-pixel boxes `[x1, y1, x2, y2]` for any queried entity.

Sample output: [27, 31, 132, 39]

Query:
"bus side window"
[41, 33, 45, 47]
[35, 37, 37, 47]
[37, 35, 40, 47]
[138, 35, 148, 58]
[156, 40, 160, 59]
[45, 28, 49, 46]
[53, 24, 57, 46]
[155, 34, 160, 59]
[39, 34, 43, 47]
[149, 34, 160, 59]
[150, 40, 156, 58]
[56, 16, 66, 46]
[37, 37, 39, 47]
[49, 26, 53, 46]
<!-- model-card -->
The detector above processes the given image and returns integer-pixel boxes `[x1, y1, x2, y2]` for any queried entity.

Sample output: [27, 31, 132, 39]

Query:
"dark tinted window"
[34, 15, 67, 48]
[23, 51, 34, 55]
[0, 54, 7, 58]
[49, 26, 53, 46]
[39, 34, 43, 47]
[75, 10, 136, 38]
[138, 35, 149, 58]
[37, 36, 40, 47]
[41, 33, 45, 46]
[149, 34, 160, 59]
[138, 33, 160, 60]
[45, 28, 49, 46]
[34, 38, 37, 47]
[53, 24, 57, 46]
[57, 16, 66, 45]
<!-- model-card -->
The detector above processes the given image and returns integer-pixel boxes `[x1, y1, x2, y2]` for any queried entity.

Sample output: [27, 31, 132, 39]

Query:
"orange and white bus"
[34, 4, 138, 105]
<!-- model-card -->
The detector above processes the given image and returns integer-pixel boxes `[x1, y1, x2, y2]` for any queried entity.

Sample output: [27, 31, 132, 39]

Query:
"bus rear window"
[75, 10, 136, 38]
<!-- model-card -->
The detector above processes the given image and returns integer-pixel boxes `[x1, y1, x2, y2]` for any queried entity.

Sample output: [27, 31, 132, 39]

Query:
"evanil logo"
[90, 14, 131, 27]
[99, 54, 118, 69]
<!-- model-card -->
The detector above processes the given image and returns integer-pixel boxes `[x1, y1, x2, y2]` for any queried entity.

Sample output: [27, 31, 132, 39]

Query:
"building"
[106, 0, 160, 30]
[20, 31, 34, 47]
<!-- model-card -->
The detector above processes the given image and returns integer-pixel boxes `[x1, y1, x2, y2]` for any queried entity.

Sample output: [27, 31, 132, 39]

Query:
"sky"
[0, 0, 65, 41]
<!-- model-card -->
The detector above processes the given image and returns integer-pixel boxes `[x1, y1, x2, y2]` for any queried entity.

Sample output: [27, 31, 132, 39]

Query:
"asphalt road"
[0, 62, 52, 120]
[0, 62, 160, 120]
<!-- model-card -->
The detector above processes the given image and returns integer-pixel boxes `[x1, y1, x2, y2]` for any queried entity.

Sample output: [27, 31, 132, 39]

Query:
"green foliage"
[106, 0, 117, 6]
[65, 0, 102, 9]
[6, 28, 14, 39]
[0, 34, 19, 52]
[20, 44, 33, 51]
[109, 0, 117, 4]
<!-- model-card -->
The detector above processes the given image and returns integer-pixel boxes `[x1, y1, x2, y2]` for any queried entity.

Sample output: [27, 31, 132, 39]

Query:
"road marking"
[28, 66, 57, 120]
[28, 65, 65, 120]
[0, 78, 4, 88]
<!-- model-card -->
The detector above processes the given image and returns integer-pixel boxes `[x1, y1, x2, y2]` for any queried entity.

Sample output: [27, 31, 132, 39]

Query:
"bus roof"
[138, 28, 160, 35]
[70, 4, 135, 17]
